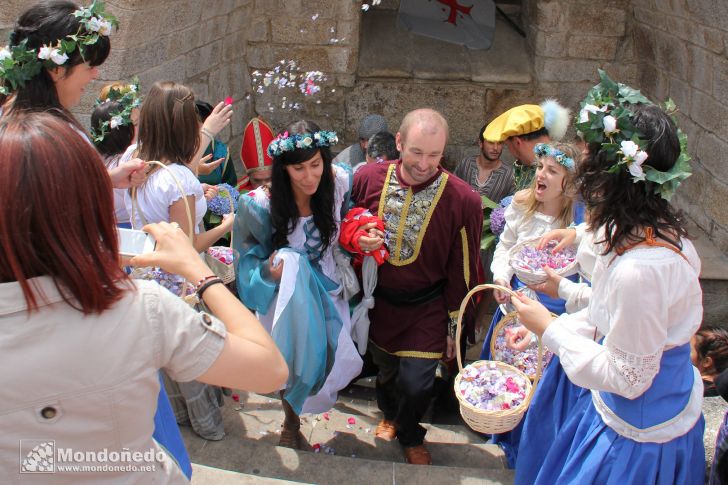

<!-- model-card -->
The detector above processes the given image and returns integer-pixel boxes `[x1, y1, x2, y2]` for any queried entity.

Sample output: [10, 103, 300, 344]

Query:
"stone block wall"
[243, 0, 360, 141]
[524, 0, 637, 112]
[632, 0, 728, 254]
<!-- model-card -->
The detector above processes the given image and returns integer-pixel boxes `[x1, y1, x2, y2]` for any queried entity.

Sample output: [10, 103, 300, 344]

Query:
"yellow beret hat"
[483, 104, 545, 143]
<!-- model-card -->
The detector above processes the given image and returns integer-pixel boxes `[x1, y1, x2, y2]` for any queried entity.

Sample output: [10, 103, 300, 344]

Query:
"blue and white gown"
[233, 165, 362, 415]
[480, 202, 581, 466]
[522, 238, 705, 484]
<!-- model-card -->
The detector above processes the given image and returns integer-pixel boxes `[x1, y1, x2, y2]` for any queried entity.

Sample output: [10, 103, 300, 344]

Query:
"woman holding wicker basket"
[477, 139, 583, 466]
[121, 81, 235, 442]
[512, 71, 704, 484]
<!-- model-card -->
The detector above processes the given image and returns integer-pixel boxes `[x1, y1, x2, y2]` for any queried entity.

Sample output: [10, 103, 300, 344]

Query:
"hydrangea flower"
[490, 206, 506, 236]
[207, 183, 239, 216]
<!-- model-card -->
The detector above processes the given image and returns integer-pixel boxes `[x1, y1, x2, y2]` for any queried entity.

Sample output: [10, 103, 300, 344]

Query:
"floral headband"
[91, 79, 142, 144]
[575, 69, 691, 201]
[267, 130, 338, 157]
[0, 1, 117, 95]
[534, 143, 575, 171]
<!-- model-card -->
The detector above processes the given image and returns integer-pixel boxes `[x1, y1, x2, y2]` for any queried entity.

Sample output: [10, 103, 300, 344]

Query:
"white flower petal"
[49, 49, 68, 65]
[628, 162, 645, 179]
[37, 46, 53, 60]
[603, 115, 618, 135]
[633, 150, 648, 166]
[620, 140, 639, 158]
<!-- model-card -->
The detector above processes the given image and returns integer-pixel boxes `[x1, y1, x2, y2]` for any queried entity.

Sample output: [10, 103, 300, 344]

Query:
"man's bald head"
[398, 108, 449, 145]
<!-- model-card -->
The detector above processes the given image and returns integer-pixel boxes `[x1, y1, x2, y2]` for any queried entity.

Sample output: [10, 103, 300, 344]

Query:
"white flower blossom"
[49, 49, 68, 65]
[129, 84, 137, 92]
[579, 104, 600, 123]
[98, 20, 113, 36]
[628, 160, 645, 179]
[37, 46, 53, 60]
[602, 115, 618, 135]
[620, 140, 639, 158]
[86, 16, 102, 32]
[0, 47, 11, 61]
[633, 150, 648, 166]
[110, 115, 123, 129]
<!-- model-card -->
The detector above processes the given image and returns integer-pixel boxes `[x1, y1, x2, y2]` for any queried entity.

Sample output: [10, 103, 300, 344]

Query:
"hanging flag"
[397, 0, 496, 49]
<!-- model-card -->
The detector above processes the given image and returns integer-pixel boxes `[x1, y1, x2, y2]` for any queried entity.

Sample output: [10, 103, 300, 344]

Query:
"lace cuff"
[607, 343, 662, 390]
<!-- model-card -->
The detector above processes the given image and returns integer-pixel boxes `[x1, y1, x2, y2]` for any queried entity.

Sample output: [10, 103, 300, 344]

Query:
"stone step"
[187, 433, 513, 485]
[191, 464, 306, 485]
[181, 384, 506, 471]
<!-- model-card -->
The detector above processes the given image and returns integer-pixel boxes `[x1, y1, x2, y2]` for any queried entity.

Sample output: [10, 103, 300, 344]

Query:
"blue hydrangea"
[499, 195, 513, 208]
[207, 183, 239, 216]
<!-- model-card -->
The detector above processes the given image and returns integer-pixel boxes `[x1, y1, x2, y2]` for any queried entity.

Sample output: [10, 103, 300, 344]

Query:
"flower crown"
[534, 143, 575, 171]
[267, 130, 338, 157]
[91, 78, 142, 144]
[575, 69, 691, 201]
[0, 1, 117, 95]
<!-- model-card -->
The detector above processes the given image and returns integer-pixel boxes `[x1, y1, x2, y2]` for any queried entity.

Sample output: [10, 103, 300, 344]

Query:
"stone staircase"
[185, 378, 513, 485]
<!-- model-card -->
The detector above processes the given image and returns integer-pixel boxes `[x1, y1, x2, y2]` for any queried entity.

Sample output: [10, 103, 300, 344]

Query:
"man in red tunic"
[352, 108, 482, 465]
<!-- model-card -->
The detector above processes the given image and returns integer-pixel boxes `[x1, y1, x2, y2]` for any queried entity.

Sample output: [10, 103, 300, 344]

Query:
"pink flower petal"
[323, 412, 330, 421]
[231, 393, 240, 402]
[347, 417, 356, 425]
[224, 96, 233, 105]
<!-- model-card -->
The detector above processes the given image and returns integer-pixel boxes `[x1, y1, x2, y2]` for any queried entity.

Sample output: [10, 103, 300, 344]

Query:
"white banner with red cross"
[397, 0, 496, 49]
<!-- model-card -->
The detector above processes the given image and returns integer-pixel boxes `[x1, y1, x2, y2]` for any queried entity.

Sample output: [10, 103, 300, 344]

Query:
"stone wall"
[632, 0, 728, 254]
[243, 0, 359, 145]
[524, 0, 637, 121]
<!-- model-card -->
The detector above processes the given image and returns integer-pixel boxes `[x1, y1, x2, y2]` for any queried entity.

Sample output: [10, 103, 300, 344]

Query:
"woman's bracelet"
[200, 127, 215, 142]
[196, 276, 223, 299]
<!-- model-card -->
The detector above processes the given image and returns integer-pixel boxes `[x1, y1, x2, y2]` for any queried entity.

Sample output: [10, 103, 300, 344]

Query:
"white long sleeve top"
[543, 238, 703, 442]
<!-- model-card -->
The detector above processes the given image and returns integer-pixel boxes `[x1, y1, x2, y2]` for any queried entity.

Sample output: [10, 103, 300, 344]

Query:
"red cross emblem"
[436, 0, 473, 26]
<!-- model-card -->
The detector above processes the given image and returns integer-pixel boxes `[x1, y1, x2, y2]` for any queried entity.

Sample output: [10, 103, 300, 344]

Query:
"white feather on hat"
[540, 99, 570, 141]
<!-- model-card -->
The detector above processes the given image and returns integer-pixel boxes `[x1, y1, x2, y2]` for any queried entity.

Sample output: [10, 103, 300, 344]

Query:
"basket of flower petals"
[508, 236, 577, 286]
[203, 185, 238, 285]
[454, 284, 543, 434]
[205, 246, 235, 285]
[490, 311, 554, 380]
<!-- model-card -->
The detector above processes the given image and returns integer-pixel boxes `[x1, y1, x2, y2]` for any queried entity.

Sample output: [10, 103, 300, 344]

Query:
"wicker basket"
[454, 284, 543, 434]
[508, 236, 578, 286]
[204, 186, 236, 285]
[130, 160, 196, 304]
[490, 311, 554, 381]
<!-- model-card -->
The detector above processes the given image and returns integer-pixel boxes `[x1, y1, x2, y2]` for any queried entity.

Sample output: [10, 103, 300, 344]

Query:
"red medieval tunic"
[352, 161, 483, 359]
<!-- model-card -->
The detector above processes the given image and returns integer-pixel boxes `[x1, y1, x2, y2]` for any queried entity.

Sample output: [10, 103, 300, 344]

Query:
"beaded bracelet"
[195, 275, 218, 288]
[197, 277, 223, 300]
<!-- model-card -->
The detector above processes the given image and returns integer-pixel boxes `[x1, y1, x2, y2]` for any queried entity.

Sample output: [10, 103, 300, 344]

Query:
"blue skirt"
[527, 388, 705, 484]
[479, 276, 573, 467]
[523, 344, 706, 484]
[514, 358, 584, 484]
[153, 372, 192, 478]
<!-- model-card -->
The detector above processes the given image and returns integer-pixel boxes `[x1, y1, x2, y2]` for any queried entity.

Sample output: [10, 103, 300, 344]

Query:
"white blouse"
[557, 227, 598, 313]
[543, 238, 703, 442]
[103, 154, 131, 224]
[123, 164, 206, 233]
[491, 202, 566, 283]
